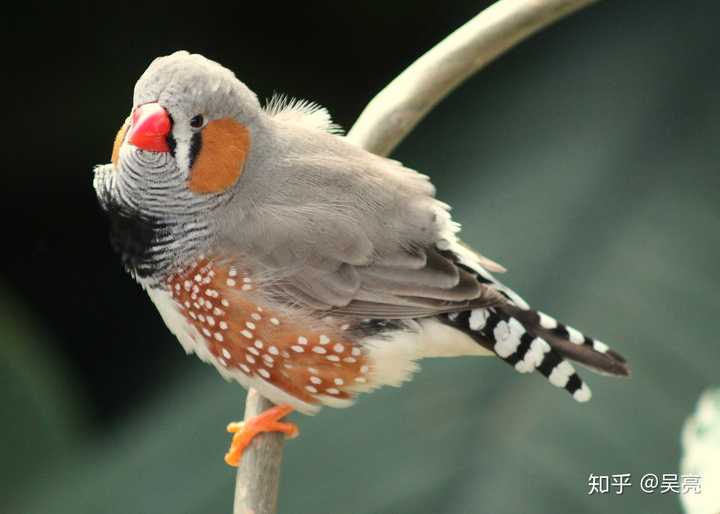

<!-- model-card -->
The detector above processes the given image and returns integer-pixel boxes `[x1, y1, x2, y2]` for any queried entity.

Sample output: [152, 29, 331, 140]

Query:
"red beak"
[126, 103, 171, 153]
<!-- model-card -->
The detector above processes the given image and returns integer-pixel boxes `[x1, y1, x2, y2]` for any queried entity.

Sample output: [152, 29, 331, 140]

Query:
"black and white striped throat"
[97, 146, 225, 281]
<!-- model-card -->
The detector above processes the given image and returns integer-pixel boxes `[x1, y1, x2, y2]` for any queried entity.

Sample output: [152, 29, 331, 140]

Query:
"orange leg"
[224, 404, 299, 467]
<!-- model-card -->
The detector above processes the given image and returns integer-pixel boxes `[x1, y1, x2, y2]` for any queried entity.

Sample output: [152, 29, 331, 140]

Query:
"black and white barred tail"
[504, 305, 629, 377]
[443, 305, 628, 402]
[440, 243, 629, 401]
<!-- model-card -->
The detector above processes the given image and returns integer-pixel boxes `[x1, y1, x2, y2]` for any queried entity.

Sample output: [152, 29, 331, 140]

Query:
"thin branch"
[346, 0, 598, 155]
[233, 391, 285, 514]
[233, 1, 598, 512]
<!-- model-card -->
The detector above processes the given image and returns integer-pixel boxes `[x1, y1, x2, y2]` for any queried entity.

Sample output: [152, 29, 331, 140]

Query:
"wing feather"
[217, 118, 509, 319]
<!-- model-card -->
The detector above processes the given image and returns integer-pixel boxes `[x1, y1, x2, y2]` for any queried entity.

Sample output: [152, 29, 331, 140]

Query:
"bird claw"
[224, 404, 298, 466]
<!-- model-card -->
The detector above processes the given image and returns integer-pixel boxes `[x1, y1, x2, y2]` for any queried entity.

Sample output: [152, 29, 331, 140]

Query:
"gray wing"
[273, 246, 506, 319]
[216, 120, 507, 319]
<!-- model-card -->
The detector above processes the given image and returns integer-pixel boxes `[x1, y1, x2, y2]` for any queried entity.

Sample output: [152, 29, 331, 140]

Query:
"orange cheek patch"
[188, 118, 251, 194]
[111, 117, 130, 167]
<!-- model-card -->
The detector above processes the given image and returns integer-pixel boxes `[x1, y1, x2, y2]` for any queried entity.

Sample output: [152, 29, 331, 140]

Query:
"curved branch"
[233, 1, 599, 512]
[346, 0, 598, 155]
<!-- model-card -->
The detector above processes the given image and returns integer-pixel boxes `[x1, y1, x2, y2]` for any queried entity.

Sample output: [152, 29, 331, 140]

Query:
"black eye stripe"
[166, 133, 177, 157]
[165, 112, 176, 157]
[189, 132, 202, 169]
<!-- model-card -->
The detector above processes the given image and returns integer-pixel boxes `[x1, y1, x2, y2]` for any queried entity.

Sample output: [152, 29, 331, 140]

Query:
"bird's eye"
[189, 114, 205, 129]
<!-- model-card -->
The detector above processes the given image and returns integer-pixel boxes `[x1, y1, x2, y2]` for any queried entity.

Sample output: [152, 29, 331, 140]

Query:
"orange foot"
[224, 404, 298, 466]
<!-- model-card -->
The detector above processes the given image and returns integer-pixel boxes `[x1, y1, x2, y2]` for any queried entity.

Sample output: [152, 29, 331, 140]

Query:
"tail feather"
[445, 244, 629, 400]
[445, 308, 593, 402]
[505, 306, 630, 377]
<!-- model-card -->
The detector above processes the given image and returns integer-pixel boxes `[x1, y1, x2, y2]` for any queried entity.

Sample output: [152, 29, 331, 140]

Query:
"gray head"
[131, 51, 261, 176]
[93, 51, 263, 279]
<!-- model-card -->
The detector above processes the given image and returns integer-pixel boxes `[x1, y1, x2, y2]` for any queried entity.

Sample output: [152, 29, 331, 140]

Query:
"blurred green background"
[2, 1, 719, 512]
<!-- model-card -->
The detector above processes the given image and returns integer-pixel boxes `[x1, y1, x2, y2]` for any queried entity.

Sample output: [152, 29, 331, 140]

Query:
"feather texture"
[264, 93, 343, 134]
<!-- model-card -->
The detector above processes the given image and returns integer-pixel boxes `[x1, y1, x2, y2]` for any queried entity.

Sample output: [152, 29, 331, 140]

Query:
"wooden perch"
[232, 1, 599, 513]
[233, 390, 285, 514]
[347, 0, 598, 154]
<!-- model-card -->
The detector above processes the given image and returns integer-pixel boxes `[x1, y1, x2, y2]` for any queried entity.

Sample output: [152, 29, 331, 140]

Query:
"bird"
[93, 51, 630, 466]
